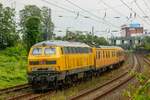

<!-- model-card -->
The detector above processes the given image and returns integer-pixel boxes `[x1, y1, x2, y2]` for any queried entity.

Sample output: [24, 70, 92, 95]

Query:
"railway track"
[7, 91, 55, 100]
[69, 55, 141, 100]
[144, 56, 150, 65]
[0, 54, 139, 100]
[0, 83, 30, 95]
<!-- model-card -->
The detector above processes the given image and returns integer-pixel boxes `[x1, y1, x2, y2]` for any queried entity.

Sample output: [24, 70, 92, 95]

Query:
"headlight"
[32, 67, 37, 71]
[48, 67, 56, 71]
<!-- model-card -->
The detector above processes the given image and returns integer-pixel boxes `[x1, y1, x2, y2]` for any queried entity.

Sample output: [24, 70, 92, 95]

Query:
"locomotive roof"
[99, 46, 122, 48]
[98, 46, 123, 50]
[33, 40, 90, 47]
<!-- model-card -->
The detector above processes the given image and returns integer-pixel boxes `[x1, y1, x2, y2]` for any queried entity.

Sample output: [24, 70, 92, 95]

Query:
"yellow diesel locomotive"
[27, 41, 125, 90]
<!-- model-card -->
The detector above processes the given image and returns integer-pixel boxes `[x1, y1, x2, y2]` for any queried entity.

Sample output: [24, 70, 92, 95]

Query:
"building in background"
[121, 21, 143, 37]
[109, 20, 145, 49]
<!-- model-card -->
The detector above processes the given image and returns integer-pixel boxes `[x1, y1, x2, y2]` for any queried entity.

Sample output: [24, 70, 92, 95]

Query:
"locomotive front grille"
[31, 67, 56, 71]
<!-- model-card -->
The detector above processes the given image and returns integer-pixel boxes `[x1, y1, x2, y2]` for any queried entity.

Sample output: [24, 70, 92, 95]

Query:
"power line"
[143, 0, 150, 15]
[41, 0, 104, 24]
[134, 0, 150, 22]
[65, 0, 120, 28]
[101, 0, 126, 17]
[41, 0, 75, 13]
[100, 0, 132, 25]
[120, 0, 150, 25]
[41, 0, 97, 22]
[41, 0, 120, 28]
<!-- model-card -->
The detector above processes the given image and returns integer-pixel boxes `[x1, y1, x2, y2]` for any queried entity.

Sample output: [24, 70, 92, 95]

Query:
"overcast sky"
[1, 0, 150, 37]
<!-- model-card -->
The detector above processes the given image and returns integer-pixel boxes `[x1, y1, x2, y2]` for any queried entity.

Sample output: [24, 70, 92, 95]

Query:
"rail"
[69, 55, 141, 100]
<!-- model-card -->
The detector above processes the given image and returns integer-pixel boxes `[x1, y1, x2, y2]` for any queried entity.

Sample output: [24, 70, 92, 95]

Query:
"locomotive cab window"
[32, 48, 42, 55]
[44, 48, 56, 55]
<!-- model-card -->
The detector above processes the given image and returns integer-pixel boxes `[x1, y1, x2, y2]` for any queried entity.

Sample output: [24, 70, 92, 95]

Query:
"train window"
[97, 51, 99, 59]
[82, 48, 84, 53]
[82, 48, 85, 53]
[68, 47, 73, 54]
[96, 51, 98, 59]
[103, 51, 105, 58]
[80, 48, 83, 53]
[98, 51, 100, 59]
[79, 47, 82, 53]
[76, 47, 80, 53]
[107, 51, 109, 58]
[32, 48, 42, 55]
[89, 48, 92, 53]
[75, 47, 77, 53]
[112, 51, 115, 57]
[87, 48, 89, 53]
[70, 47, 74, 54]
[72, 47, 76, 54]
[45, 48, 56, 55]
[86, 48, 89, 53]
[112, 51, 114, 57]
[75, 48, 78, 53]
[78, 47, 80, 53]
[83, 48, 86, 53]
[63, 47, 68, 54]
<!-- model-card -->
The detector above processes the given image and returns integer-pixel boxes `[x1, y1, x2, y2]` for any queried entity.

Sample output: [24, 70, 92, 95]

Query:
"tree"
[55, 31, 109, 46]
[19, 5, 42, 30]
[19, 5, 54, 43]
[143, 36, 150, 50]
[19, 5, 42, 44]
[25, 16, 41, 52]
[0, 3, 18, 49]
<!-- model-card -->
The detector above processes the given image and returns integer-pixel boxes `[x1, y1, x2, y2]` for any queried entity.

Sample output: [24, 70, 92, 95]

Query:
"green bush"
[124, 72, 150, 100]
[0, 46, 27, 89]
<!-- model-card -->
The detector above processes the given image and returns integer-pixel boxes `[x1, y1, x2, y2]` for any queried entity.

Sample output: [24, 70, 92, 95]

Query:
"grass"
[0, 46, 28, 89]
[123, 54, 150, 100]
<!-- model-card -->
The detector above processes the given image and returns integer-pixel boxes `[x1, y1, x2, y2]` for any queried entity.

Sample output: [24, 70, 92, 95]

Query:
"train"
[27, 40, 125, 90]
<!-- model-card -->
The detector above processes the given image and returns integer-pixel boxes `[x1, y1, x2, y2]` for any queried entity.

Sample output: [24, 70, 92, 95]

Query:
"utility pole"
[92, 26, 94, 45]
[66, 27, 71, 38]
[44, 8, 52, 40]
[48, 8, 52, 40]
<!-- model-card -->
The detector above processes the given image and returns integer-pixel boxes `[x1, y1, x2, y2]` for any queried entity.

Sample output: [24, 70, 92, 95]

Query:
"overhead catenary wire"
[101, 0, 126, 17]
[100, 0, 133, 25]
[142, 0, 150, 16]
[41, 0, 113, 26]
[120, 0, 150, 26]
[41, 0, 75, 13]
[134, 0, 150, 22]
[65, 0, 120, 28]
